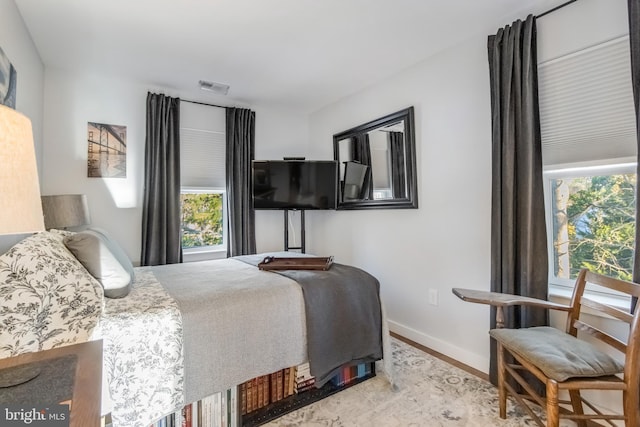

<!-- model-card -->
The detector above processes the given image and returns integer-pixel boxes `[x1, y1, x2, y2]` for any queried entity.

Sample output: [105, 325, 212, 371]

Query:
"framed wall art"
[0, 45, 17, 109]
[87, 122, 127, 178]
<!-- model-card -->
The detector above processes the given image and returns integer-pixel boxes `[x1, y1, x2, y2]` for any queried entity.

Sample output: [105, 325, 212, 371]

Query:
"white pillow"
[64, 229, 133, 298]
[85, 227, 135, 283]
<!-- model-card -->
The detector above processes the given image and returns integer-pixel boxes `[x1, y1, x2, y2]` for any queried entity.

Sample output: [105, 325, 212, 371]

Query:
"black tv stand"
[284, 209, 305, 253]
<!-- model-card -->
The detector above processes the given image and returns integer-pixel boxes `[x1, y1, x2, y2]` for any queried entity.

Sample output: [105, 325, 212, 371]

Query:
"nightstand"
[0, 340, 102, 427]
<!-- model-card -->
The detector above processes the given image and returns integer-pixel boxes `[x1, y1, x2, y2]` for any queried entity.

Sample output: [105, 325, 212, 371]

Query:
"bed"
[0, 230, 391, 427]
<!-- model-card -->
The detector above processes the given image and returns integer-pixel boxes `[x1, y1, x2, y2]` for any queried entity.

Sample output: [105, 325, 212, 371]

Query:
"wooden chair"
[452, 269, 640, 427]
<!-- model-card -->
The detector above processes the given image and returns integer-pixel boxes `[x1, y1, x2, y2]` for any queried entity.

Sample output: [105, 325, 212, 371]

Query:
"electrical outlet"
[428, 289, 438, 306]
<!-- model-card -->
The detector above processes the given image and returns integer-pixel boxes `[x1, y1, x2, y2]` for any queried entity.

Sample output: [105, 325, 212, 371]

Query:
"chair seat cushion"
[489, 326, 624, 382]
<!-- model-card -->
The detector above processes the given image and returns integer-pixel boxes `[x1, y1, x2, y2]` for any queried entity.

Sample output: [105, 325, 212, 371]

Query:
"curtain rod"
[181, 99, 228, 109]
[537, 0, 577, 19]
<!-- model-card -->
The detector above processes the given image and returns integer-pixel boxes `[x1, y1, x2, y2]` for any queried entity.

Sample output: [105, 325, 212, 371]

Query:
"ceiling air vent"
[198, 80, 230, 95]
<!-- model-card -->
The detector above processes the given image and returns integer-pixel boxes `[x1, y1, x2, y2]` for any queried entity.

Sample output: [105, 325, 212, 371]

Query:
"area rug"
[265, 337, 575, 426]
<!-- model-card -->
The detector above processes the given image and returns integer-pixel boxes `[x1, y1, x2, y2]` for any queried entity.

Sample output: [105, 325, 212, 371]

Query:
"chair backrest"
[567, 269, 640, 385]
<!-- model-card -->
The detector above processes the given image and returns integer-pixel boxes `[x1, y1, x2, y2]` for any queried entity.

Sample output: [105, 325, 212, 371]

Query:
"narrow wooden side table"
[0, 340, 102, 427]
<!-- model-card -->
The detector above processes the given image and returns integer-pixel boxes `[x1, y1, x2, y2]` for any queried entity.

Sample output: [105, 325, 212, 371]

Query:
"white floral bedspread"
[95, 268, 184, 427]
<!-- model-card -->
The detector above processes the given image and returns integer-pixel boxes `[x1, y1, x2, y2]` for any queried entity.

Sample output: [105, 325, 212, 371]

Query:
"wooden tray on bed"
[258, 256, 334, 271]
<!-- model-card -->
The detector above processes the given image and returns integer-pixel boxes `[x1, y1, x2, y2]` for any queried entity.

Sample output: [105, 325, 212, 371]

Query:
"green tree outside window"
[181, 193, 223, 249]
[552, 174, 636, 281]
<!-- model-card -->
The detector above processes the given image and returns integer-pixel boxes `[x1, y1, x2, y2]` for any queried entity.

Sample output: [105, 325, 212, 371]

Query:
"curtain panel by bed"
[487, 15, 549, 385]
[226, 107, 256, 257]
[629, 0, 640, 313]
[141, 93, 182, 266]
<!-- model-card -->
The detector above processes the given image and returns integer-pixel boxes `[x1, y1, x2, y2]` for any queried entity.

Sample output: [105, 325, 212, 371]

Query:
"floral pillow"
[0, 231, 104, 358]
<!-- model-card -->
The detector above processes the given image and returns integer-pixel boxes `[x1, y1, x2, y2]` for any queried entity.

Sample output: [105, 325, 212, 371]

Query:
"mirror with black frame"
[333, 106, 418, 209]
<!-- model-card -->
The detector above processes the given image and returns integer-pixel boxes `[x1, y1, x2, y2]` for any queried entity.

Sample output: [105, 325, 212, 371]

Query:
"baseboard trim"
[388, 320, 490, 378]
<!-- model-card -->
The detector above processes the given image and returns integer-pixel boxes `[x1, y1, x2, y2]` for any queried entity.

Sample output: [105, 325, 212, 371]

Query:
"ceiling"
[15, 0, 567, 113]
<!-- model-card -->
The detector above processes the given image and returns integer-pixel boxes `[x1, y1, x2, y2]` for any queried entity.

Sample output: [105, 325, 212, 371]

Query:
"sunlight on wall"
[104, 178, 137, 208]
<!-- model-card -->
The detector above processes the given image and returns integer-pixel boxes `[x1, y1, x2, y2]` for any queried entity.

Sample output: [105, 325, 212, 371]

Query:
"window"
[180, 102, 226, 256]
[181, 189, 226, 251]
[538, 35, 637, 300]
[545, 163, 636, 288]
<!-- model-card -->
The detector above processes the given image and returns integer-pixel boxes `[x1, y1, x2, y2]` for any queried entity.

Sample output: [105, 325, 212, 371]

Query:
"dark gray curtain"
[226, 107, 256, 257]
[351, 134, 373, 199]
[629, 0, 640, 313]
[141, 93, 182, 266]
[488, 15, 548, 385]
[389, 132, 406, 198]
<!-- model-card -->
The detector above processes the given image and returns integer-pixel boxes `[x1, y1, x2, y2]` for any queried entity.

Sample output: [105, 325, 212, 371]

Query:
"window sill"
[183, 247, 226, 263]
[548, 283, 632, 319]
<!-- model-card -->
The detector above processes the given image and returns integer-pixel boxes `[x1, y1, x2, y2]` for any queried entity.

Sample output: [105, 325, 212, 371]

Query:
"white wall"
[41, 68, 148, 262]
[0, 0, 44, 175]
[253, 104, 315, 253]
[40, 67, 308, 263]
[306, 0, 631, 373]
[309, 36, 494, 371]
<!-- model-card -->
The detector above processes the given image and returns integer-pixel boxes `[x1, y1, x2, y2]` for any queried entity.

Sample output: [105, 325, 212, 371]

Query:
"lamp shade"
[41, 194, 91, 230]
[0, 105, 45, 234]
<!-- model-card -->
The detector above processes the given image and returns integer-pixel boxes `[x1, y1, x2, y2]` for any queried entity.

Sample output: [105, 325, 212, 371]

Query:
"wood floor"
[391, 332, 489, 382]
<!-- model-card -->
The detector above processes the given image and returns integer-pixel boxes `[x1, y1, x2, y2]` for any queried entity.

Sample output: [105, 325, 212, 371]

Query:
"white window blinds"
[180, 102, 226, 188]
[538, 36, 636, 166]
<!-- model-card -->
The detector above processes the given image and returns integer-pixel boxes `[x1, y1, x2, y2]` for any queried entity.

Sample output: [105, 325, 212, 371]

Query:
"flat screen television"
[252, 160, 338, 210]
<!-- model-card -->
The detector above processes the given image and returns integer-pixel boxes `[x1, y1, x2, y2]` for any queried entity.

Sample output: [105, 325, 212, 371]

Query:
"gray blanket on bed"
[235, 254, 383, 386]
[152, 258, 307, 404]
